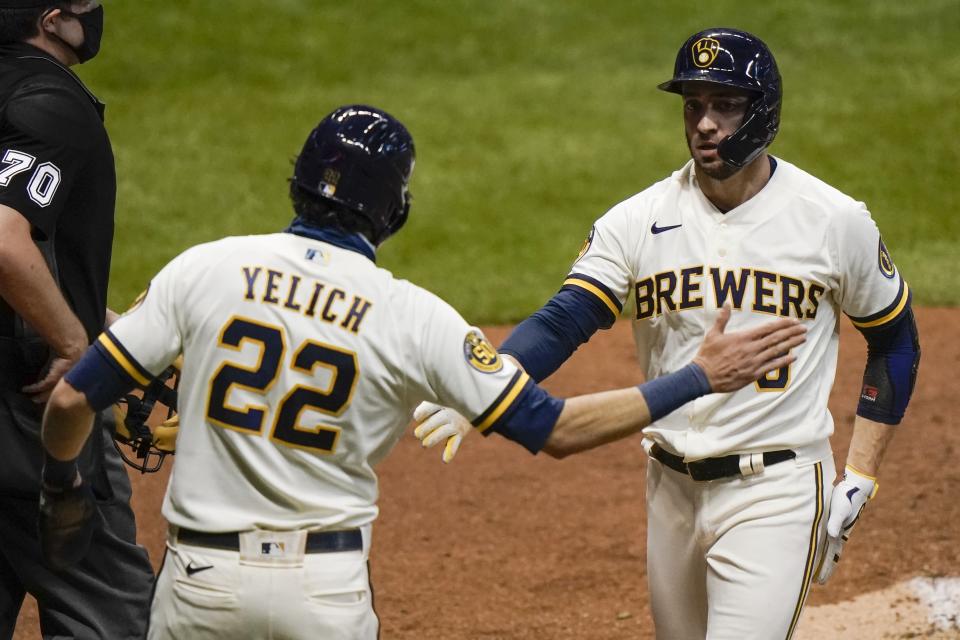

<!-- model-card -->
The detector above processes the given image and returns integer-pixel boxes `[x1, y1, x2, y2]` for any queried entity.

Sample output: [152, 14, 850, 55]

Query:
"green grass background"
[85, 1, 959, 321]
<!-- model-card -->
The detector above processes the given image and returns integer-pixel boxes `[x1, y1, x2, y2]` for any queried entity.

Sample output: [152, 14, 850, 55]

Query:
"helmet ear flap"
[359, 187, 409, 246]
[382, 190, 411, 243]
[717, 95, 775, 167]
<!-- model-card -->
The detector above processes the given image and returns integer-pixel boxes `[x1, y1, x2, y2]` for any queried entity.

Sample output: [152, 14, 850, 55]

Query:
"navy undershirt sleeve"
[499, 287, 610, 382]
[639, 363, 712, 422]
[855, 304, 920, 425]
[484, 378, 565, 454]
[65, 343, 140, 412]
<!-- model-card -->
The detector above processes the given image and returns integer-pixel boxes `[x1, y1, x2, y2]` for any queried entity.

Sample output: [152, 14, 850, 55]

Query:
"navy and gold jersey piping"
[472, 370, 530, 434]
[96, 330, 153, 387]
[562, 273, 622, 320]
[847, 278, 909, 329]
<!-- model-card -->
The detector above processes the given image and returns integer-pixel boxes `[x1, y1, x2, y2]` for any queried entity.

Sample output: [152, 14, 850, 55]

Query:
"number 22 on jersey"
[205, 316, 359, 454]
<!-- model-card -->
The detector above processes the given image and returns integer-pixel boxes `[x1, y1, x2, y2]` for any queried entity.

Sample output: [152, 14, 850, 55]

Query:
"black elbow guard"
[856, 307, 920, 424]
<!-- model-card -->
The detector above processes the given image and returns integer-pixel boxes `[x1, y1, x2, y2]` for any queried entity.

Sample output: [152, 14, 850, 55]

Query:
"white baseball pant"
[646, 447, 834, 639]
[148, 527, 378, 640]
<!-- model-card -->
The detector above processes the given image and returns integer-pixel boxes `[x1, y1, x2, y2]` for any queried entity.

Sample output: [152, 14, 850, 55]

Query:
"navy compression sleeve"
[855, 304, 921, 424]
[484, 378, 565, 454]
[499, 285, 613, 382]
[64, 341, 140, 411]
[639, 363, 712, 422]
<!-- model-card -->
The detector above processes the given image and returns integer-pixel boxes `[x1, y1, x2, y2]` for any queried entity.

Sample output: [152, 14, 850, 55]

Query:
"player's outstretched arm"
[543, 306, 804, 457]
[415, 307, 805, 461]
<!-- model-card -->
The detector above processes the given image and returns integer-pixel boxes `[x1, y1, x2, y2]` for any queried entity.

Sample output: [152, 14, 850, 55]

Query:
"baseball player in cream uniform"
[36, 105, 807, 639]
[415, 29, 921, 639]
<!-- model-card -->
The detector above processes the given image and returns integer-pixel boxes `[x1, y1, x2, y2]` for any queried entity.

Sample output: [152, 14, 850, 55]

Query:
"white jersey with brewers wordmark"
[99, 232, 527, 532]
[567, 157, 908, 463]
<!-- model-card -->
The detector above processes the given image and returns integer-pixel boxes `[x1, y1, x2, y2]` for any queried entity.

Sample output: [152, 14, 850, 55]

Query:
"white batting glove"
[814, 465, 879, 585]
[412, 401, 472, 464]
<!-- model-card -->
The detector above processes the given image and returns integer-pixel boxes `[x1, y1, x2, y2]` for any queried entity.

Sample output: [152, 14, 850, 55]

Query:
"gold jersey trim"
[475, 371, 530, 434]
[849, 281, 909, 329]
[97, 333, 151, 386]
[563, 278, 619, 317]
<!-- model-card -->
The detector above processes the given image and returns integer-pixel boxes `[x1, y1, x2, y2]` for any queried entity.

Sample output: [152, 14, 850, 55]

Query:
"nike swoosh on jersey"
[650, 222, 682, 234]
[185, 562, 214, 576]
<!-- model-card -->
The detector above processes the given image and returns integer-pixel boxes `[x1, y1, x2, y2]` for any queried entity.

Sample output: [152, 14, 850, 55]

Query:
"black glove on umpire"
[38, 453, 96, 570]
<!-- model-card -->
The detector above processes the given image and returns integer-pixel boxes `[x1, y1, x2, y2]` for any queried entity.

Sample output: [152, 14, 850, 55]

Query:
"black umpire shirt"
[0, 42, 115, 495]
[0, 42, 114, 350]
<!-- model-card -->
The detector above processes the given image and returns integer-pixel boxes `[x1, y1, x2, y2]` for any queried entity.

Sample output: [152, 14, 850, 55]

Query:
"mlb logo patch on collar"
[305, 247, 330, 264]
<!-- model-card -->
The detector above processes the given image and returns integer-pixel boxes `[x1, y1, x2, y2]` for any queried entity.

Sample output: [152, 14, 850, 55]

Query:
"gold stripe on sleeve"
[562, 278, 619, 317]
[97, 334, 151, 386]
[475, 371, 530, 434]
[850, 282, 910, 329]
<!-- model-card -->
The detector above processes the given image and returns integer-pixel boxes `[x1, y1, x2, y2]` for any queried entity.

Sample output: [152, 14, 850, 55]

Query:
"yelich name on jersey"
[241, 266, 373, 334]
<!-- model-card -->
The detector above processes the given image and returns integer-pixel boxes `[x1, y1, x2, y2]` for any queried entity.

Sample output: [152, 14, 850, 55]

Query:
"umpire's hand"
[38, 457, 96, 570]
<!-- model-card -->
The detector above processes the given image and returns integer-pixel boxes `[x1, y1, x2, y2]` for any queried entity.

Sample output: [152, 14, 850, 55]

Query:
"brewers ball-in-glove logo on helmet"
[659, 27, 782, 168]
[692, 37, 720, 68]
[463, 330, 502, 373]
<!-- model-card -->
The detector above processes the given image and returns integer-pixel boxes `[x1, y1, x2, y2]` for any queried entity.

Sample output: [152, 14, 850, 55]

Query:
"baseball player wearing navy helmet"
[38, 102, 805, 639]
[415, 27, 920, 638]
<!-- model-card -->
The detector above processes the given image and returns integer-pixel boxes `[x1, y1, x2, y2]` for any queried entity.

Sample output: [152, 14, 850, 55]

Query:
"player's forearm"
[0, 207, 87, 356]
[542, 387, 650, 458]
[844, 416, 897, 478]
[541, 363, 710, 458]
[41, 379, 97, 461]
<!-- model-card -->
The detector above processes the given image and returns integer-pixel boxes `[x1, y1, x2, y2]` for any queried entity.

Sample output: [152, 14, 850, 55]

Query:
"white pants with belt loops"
[646, 448, 835, 640]
[148, 526, 378, 640]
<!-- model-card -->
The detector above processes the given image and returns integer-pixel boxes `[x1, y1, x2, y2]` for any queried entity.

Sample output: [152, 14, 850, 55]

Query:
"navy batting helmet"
[292, 105, 415, 245]
[658, 28, 781, 168]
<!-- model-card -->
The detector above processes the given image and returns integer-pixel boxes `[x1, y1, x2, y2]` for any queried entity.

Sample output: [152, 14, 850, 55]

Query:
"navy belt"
[650, 444, 795, 481]
[178, 528, 362, 553]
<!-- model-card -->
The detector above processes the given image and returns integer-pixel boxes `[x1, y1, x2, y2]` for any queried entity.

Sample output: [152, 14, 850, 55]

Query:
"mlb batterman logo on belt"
[463, 330, 502, 373]
[692, 37, 720, 67]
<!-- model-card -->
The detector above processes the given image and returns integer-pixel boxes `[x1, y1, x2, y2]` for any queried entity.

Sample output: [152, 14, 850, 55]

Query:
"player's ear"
[39, 8, 63, 35]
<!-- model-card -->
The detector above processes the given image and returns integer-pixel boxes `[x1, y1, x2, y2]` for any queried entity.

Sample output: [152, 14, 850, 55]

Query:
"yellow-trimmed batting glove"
[413, 401, 471, 463]
[814, 465, 878, 585]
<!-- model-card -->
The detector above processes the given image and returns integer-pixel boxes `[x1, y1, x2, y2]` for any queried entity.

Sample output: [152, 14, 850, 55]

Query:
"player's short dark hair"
[0, 4, 62, 44]
[289, 181, 376, 243]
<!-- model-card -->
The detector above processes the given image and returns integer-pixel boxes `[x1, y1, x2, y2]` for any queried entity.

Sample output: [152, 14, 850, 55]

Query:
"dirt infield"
[14, 308, 958, 639]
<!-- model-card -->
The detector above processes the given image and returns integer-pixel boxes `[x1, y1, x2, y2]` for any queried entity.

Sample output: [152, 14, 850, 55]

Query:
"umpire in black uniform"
[0, 1, 153, 638]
